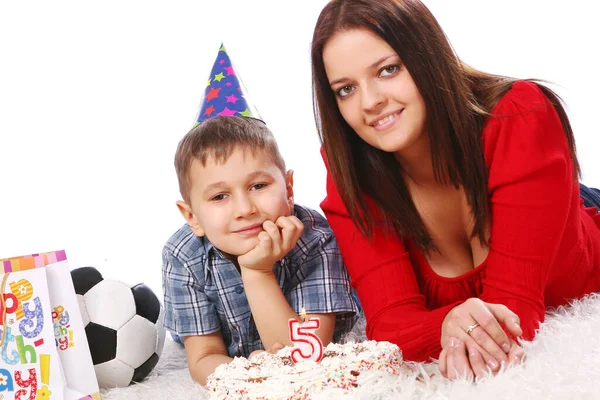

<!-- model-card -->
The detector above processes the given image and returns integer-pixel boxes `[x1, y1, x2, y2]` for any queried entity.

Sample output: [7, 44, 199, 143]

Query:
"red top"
[321, 81, 600, 362]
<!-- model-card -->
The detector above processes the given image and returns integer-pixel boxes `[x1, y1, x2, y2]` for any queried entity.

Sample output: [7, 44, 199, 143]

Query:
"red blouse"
[321, 81, 600, 362]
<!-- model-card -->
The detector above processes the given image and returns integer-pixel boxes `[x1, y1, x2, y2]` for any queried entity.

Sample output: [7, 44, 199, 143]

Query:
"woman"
[311, 0, 600, 380]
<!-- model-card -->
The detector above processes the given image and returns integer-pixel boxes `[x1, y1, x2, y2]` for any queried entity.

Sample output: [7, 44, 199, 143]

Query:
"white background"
[1, 1, 598, 297]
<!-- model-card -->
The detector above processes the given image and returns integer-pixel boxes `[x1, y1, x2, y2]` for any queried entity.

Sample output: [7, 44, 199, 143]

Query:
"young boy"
[162, 115, 360, 385]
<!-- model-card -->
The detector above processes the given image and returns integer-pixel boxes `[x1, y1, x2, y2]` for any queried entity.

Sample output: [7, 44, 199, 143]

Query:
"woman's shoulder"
[491, 80, 551, 116]
[482, 80, 559, 142]
[482, 79, 569, 179]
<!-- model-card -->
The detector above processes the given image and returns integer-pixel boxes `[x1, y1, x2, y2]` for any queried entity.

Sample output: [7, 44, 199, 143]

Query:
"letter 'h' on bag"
[1, 250, 101, 400]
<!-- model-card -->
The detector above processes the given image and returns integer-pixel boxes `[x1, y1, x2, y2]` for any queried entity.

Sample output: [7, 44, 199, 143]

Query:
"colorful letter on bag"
[0, 267, 64, 400]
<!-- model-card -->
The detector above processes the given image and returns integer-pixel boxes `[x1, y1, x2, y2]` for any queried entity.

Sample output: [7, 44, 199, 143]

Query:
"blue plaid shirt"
[162, 204, 360, 358]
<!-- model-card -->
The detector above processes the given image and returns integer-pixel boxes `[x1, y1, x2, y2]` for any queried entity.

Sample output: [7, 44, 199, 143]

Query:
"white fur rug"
[101, 294, 600, 399]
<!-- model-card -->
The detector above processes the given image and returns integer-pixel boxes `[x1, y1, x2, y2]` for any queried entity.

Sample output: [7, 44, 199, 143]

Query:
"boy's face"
[177, 146, 294, 257]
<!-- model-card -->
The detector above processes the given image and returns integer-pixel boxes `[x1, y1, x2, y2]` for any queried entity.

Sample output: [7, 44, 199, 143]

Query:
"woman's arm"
[478, 81, 575, 341]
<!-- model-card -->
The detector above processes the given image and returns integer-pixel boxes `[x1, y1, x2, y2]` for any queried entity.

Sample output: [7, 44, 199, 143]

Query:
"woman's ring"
[465, 323, 480, 335]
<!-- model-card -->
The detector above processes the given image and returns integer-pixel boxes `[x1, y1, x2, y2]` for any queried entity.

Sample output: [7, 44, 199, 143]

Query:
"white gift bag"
[1, 250, 101, 400]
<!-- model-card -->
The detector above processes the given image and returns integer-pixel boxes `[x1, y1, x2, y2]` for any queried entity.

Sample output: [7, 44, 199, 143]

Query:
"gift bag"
[1, 251, 101, 400]
[0, 267, 64, 399]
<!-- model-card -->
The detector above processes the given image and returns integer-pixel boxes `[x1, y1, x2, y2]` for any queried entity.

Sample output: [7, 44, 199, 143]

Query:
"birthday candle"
[288, 307, 323, 363]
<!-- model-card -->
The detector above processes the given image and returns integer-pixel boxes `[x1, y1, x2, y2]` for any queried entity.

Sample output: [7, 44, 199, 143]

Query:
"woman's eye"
[379, 65, 399, 77]
[336, 85, 355, 98]
[210, 194, 227, 201]
[251, 183, 268, 191]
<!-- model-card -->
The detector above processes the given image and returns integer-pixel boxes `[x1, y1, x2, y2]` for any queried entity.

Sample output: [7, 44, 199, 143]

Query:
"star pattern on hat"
[218, 107, 238, 116]
[206, 87, 221, 101]
[195, 43, 261, 125]
[204, 105, 215, 116]
[226, 94, 239, 104]
[238, 108, 253, 117]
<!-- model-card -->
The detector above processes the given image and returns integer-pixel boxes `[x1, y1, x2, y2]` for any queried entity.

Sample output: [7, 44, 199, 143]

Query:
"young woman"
[311, 0, 600, 380]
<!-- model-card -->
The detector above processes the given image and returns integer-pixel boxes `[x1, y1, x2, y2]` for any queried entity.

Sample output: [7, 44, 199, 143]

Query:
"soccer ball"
[71, 266, 166, 388]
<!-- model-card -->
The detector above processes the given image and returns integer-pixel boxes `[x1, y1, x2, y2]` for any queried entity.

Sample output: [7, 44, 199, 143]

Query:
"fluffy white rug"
[101, 294, 600, 399]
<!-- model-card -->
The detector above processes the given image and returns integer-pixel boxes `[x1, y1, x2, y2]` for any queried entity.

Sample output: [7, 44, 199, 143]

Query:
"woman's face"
[323, 28, 428, 156]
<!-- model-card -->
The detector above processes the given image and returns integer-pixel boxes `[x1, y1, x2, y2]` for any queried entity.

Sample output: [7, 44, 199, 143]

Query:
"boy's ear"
[285, 169, 295, 212]
[176, 201, 205, 236]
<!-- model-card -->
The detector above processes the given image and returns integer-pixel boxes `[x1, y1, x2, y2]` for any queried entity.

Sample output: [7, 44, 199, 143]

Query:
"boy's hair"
[175, 116, 287, 203]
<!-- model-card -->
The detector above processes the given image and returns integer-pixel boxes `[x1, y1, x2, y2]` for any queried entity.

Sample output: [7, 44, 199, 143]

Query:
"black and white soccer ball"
[71, 266, 166, 388]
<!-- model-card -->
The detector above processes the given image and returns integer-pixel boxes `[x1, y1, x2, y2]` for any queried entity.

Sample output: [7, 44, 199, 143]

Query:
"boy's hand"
[248, 342, 285, 360]
[238, 216, 304, 272]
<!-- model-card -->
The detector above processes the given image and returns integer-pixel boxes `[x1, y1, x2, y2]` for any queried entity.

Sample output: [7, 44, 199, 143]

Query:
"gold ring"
[465, 323, 480, 335]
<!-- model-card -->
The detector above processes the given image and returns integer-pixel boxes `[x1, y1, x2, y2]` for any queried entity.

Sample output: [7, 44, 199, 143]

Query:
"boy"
[162, 116, 359, 385]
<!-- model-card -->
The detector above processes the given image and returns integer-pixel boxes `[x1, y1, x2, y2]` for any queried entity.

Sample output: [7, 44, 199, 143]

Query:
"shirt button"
[234, 285, 244, 294]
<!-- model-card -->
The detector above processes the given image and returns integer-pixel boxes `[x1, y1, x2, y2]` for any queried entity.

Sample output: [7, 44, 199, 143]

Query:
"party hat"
[194, 43, 261, 126]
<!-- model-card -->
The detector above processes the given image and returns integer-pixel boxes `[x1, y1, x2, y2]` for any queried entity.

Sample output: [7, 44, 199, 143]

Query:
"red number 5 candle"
[288, 307, 323, 363]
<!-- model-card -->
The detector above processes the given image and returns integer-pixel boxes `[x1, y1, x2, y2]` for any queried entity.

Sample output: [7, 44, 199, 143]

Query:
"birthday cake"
[206, 340, 407, 400]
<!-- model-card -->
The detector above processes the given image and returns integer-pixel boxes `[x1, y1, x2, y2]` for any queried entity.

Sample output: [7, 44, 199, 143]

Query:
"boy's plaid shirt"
[162, 204, 360, 357]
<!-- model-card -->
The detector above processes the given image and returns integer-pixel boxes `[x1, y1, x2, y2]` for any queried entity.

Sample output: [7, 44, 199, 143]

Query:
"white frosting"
[206, 341, 406, 400]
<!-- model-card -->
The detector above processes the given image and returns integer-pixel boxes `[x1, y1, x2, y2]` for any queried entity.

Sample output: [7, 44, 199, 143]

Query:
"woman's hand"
[442, 298, 523, 372]
[506, 339, 526, 367]
[438, 337, 525, 381]
[438, 337, 473, 380]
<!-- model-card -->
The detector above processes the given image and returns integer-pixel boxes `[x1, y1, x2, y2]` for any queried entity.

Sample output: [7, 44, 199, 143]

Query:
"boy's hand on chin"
[238, 216, 304, 273]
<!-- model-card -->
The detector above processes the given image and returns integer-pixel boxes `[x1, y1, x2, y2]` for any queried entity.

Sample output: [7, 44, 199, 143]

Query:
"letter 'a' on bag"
[1, 250, 101, 400]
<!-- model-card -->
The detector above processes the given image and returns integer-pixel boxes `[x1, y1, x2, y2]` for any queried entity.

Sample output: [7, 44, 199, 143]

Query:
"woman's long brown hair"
[311, 0, 579, 252]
